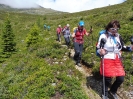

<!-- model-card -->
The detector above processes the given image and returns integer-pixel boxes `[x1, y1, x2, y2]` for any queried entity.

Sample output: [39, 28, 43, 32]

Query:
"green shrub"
[26, 23, 40, 47]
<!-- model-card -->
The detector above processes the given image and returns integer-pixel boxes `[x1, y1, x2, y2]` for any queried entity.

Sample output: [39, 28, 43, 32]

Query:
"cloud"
[0, 0, 125, 13]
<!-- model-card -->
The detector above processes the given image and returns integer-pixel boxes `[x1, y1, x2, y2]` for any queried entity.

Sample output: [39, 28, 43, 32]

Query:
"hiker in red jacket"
[56, 25, 62, 42]
[72, 21, 92, 66]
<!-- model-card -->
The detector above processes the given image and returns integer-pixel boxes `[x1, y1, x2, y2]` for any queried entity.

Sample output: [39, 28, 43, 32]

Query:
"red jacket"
[56, 27, 62, 34]
[74, 28, 86, 44]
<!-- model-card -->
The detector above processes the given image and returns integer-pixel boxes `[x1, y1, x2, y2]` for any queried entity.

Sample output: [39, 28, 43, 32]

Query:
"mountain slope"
[0, 0, 133, 99]
[0, 4, 66, 15]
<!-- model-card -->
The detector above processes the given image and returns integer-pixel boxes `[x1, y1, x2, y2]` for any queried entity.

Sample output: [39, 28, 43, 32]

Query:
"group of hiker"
[44, 24, 50, 31]
[56, 24, 71, 46]
[56, 19, 133, 99]
[56, 21, 93, 66]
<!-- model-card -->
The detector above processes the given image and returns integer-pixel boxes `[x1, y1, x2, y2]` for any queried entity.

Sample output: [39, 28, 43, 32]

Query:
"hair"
[105, 20, 120, 31]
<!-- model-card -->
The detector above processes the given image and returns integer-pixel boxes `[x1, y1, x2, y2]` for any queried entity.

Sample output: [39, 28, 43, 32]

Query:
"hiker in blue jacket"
[47, 26, 50, 31]
[44, 24, 47, 30]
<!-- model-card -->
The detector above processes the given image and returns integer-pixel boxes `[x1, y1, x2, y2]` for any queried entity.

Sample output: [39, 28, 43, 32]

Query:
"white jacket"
[97, 33, 122, 59]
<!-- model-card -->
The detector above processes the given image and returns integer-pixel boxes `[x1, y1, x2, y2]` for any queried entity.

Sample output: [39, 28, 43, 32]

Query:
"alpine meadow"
[0, 0, 133, 99]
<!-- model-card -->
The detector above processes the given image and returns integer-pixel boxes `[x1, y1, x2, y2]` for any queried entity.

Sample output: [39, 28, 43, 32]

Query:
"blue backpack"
[96, 30, 106, 57]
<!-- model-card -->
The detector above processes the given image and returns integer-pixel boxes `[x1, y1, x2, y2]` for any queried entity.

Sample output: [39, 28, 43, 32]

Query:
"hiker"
[62, 24, 71, 47]
[96, 20, 133, 99]
[56, 25, 62, 42]
[44, 24, 47, 30]
[72, 21, 92, 66]
[47, 25, 50, 31]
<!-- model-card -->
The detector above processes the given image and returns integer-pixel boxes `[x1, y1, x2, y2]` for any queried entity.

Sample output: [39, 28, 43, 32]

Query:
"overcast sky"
[0, 0, 126, 13]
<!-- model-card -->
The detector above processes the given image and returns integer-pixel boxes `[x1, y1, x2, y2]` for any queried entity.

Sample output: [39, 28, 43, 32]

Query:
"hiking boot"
[108, 91, 118, 99]
[76, 63, 81, 67]
[101, 95, 109, 99]
[73, 57, 77, 62]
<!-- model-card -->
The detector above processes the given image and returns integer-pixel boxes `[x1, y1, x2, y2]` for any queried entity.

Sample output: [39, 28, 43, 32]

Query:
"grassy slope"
[0, 0, 133, 98]
[0, 11, 88, 99]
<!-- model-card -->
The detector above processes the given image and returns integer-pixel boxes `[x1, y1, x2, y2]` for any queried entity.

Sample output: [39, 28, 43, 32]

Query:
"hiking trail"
[69, 48, 102, 99]
[59, 41, 133, 99]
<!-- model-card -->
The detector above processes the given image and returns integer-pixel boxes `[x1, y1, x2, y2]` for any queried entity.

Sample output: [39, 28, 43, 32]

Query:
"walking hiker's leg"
[66, 37, 70, 47]
[68, 37, 70, 45]
[66, 37, 69, 46]
[59, 34, 61, 42]
[73, 43, 82, 66]
[57, 34, 60, 42]
[110, 76, 124, 93]
[74, 42, 80, 62]
[77, 44, 83, 63]
[108, 76, 124, 99]
[103, 77, 112, 97]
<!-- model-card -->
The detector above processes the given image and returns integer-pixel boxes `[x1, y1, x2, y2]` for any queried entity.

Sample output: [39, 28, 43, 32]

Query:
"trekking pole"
[90, 26, 93, 46]
[100, 38, 106, 99]
[130, 54, 133, 86]
[130, 36, 133, 86]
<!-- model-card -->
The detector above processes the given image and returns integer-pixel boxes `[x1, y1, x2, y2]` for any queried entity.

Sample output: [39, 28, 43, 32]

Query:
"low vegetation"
[0, 0, 133, 98]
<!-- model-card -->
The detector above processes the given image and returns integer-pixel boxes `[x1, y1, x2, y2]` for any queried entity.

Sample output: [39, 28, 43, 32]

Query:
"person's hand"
[99, 49, 106, 55]
[131, 45, 133, 51]
[90, 28, 93, 32]
[71, 33, 75, 38]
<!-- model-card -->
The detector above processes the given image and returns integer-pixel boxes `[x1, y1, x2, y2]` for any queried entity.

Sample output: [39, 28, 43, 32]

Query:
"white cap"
[58, 25, 61, 27]
[66, 24, 70, 27]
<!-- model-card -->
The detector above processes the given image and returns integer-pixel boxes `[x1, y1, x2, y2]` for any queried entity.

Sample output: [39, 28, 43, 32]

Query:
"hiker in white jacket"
[96, 20, 133, 99]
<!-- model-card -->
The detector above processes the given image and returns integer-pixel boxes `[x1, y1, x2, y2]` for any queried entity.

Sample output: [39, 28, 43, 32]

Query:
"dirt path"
[69, 48, 102, 99]
[58, 41, 133, 99]
[75, 64, 103, 99]
[69, 48, 133, 99]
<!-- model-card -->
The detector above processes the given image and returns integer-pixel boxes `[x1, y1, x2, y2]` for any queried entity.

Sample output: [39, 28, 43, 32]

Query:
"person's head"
[58, 25, 61, 27]
[105, 20, 120, 35]
[66, 24, 70, 29]
[78, 21, 84, 30]
[66, 24, 70, 27]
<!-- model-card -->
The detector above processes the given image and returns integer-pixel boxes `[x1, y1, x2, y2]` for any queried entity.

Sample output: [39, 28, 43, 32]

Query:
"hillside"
[0, 0, 133, 99]
[0, 4, 66, 15]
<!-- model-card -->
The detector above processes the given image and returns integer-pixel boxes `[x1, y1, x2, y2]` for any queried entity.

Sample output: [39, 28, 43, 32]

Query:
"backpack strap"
[74, 28, 78, 34]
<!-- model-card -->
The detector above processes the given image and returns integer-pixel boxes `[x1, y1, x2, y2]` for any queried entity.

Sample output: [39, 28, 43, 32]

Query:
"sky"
[0, 0, 126, 13]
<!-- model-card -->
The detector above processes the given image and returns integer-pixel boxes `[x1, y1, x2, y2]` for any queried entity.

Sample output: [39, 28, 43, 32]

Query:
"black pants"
[73, 42, 83, 63]
[103, 76, 124, 96]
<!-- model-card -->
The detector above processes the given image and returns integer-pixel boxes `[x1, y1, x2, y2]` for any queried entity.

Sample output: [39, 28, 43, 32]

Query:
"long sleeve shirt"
[97, 33, 132, 59]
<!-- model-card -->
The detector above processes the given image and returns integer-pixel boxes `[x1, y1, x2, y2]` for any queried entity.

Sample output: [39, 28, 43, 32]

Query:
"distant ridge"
[0, 4, 67, 15]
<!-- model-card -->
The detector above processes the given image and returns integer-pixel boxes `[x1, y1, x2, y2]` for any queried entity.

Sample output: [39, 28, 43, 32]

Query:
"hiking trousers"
[73, 42, 83, 63]
[64, 37, 70, 46]
[103, 76, 124, 96]
[57, 34, 61, 42]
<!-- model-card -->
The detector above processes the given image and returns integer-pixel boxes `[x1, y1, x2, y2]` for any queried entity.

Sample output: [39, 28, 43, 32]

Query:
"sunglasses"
[110, 28, 119, 31]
